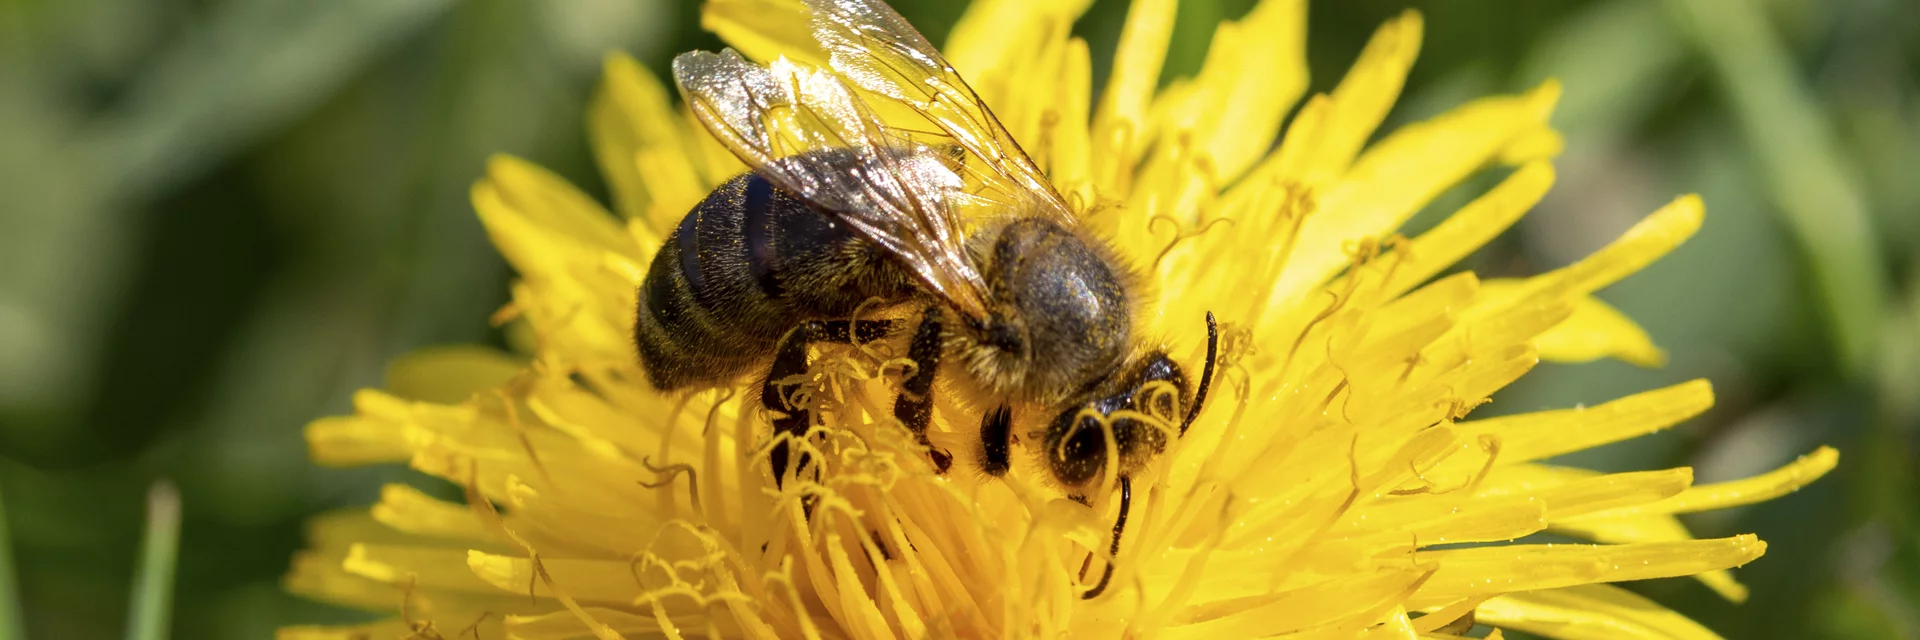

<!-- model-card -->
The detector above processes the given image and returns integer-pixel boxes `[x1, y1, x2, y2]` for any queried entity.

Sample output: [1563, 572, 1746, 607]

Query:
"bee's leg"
[979, 404, 1013, 476]
[892, 308, 952, 473]
[764, 322, 823, 490]
[764, 318, 897, 489]
[1082, 475, 1132, 600]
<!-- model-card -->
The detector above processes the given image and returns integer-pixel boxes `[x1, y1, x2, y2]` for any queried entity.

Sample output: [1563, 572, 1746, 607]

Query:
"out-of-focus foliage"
[0, 0, 1912, 637]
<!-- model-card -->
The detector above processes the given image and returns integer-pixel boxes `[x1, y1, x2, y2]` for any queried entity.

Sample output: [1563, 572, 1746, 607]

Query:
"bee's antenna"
[1179, 311, 1219, 436]
[1081, 475, 1130, 600]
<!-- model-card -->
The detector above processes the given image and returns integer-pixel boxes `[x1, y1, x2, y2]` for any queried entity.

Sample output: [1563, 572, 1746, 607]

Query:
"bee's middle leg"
[892, 308, 953, 473]
[764, 318, 894, 487]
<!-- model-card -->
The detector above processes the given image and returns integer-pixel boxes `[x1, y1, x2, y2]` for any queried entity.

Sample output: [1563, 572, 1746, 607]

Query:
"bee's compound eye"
[1044, 410, 1109, 488]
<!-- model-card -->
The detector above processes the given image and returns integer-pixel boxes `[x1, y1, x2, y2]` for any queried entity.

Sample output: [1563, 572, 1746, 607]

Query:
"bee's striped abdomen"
[634, 171, 920, 391]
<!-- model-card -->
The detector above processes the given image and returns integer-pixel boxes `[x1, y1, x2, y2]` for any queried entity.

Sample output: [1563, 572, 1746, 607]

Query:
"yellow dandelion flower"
[281, 0, 1838, 638]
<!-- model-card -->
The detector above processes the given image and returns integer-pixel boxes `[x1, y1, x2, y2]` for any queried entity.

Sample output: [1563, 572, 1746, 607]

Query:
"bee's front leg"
[1082, 475, 1132, 600]
[979, 404, 1013, 476]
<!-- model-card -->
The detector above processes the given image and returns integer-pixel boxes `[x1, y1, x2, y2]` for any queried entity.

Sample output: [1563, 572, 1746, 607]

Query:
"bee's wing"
[673, 49, 991, 320]
[800, 0, 1076, 224]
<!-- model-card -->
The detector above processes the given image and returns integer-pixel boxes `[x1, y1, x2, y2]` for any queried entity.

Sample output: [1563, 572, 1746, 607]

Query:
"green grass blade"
[125, 482, 181, 640]
[0, 484, 25, 640]
[1667, 0, 1891, 377]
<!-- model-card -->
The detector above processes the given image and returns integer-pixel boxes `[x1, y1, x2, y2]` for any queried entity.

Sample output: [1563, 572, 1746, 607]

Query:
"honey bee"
[636, 0, 1217, 598]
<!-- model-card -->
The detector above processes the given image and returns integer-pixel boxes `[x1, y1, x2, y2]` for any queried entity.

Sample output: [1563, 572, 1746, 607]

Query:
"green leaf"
[84, 0, 460, 201]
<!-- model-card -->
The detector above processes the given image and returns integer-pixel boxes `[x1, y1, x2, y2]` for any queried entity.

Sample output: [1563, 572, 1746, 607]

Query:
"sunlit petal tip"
[1527, 77, 1565, 114]
[305, 416, 408, 467]
[1386, 9, 1425, 51]
[1699, 568, 1751, 604]
[464, 550, 520, 591]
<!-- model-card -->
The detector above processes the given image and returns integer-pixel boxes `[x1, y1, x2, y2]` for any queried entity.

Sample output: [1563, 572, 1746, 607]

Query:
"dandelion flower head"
[282, 0, 1837, 637]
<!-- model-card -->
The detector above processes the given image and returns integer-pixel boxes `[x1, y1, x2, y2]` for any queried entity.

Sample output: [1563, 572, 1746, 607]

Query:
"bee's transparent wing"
[673, 49, 990, 320]
[801, 0, 1075, 223]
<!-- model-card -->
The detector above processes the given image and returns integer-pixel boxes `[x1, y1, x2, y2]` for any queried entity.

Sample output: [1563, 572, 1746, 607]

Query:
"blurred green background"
[0, 0, 1915, 637]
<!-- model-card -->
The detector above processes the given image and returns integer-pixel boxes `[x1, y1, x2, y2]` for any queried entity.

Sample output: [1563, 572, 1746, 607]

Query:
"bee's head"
[1037, 312, 1219, 492]
[1039, 352, 1188, 491]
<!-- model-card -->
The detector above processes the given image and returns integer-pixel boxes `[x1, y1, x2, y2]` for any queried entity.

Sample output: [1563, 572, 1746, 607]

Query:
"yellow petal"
[1549, 512, 1692, 546]
[1537, 293, 1667, 366]
[1161, 568, 1430, 638]
[589, 53, 711, 242]
[1091, 0, 1177, 194]
[467, 552, 655, 605]
[1499, 126, 1565, 164]
[507, 608, 731, 639]
[946, 2, 1080, 166]
[1113, 0, 1307, 256]
[1050, 37, 1096, 214]
[370, 483, 493, 542]
[1272, 10, 1423, 185]
[288, 529, 528, 617]
[1411, 535, 1765, 607]
[944, 0, 1089, 71]
[1588, 446, 1839, 518]
[944, 0, 1091, 112]
[303, 509, 438, 551]
[1696, 569, 1749, 604]
[702, 0, 822, 65]
[1158, 0, 1308, 185]
[278, 610, 512, 640]
[1383, 162, 1555, 297]
[284, 551, 398, 611]
[1364, 607, 1420, 639]
[1479, 279, 1666, 367]
[1266, 81, 1562, 315]
[1457, 379, 1714, 465]
[1473, 465, 1692, 522]
[589, 54, 681, 220]
[1332, 496, 1547, 547]
[1549, 446, 1840, 602]
[684, 106, 750, 188]
[1477, 583, 1724, 640]
[383, 344, 525, 404]
[630, 142, 711, 248]
[345, 544, 503, 593]
[480, 155, 637, 259]
[1513, 194, 1706, 303]
[474, 171, 643, 361]
[1542, 499, 1756, 603]
[276, 620, 414, 640]
[306, 415, 409, 467]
